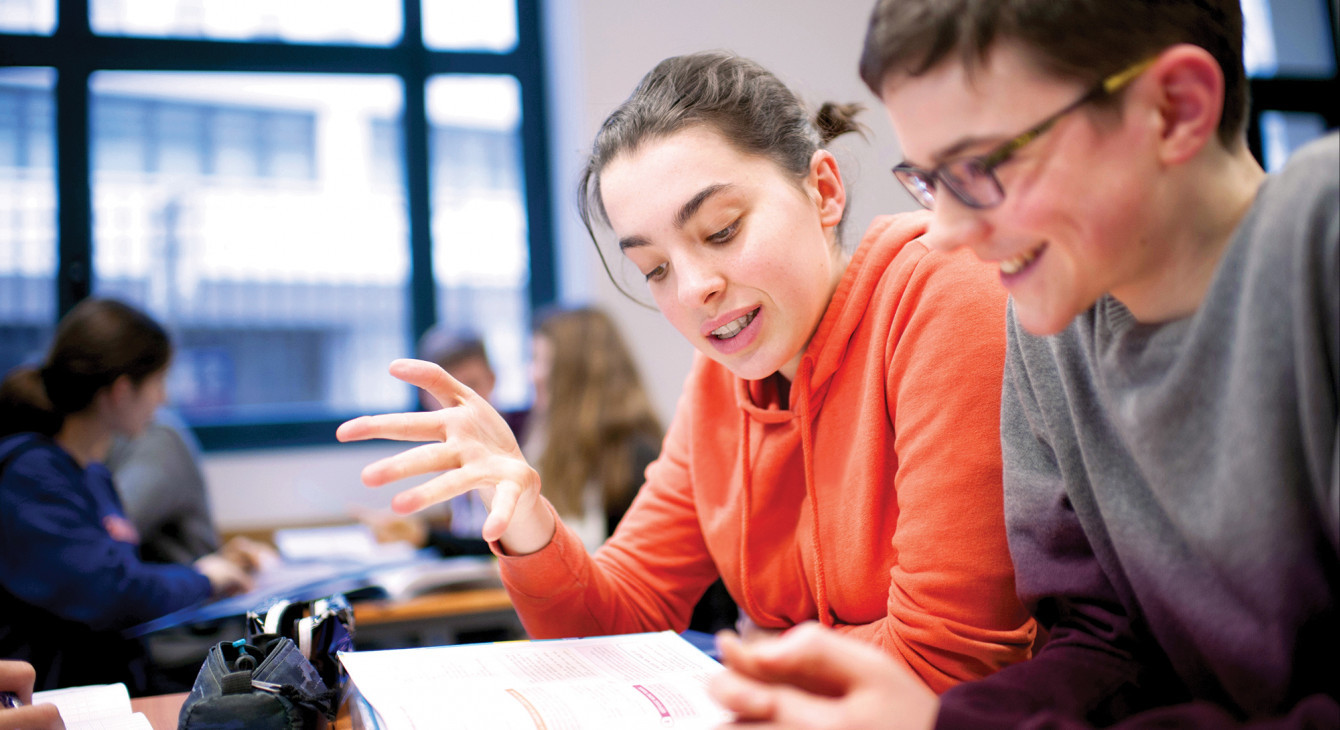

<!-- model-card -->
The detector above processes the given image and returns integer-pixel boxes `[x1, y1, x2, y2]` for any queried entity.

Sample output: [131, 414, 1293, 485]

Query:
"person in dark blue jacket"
[0, 298, 253, 693]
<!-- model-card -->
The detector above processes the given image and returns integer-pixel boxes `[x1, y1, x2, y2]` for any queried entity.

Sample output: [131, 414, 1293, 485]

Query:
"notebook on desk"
[339, 631, 731, 730]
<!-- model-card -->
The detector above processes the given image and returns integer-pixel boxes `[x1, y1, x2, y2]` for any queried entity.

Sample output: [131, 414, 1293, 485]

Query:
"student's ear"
[1144, 44, 1224, 164]
[94, 374, 133, 414]
[807, 149, 846, 228]
[108, 374, 136, 404]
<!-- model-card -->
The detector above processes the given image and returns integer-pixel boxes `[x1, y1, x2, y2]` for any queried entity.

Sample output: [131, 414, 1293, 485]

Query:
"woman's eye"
[707, 219, 740, 244]
[643, 263, 667, 282]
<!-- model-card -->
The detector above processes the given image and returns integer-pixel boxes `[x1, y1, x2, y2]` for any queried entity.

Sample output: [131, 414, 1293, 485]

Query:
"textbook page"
[31, 683, 152, 730]
[339, 630, 733, 730]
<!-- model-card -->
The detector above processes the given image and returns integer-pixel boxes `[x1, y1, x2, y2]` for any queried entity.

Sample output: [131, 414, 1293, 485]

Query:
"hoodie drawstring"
[737, 406, 767, 624]
[796, 357, 832, 627]
[736, 361, 832, 629]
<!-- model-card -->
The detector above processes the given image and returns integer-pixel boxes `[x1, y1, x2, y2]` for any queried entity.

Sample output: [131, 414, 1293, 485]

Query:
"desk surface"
[353, 586, 513, 626]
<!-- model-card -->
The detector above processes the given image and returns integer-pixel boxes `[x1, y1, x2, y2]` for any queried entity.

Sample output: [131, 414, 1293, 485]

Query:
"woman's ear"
[105, 374, 135, 409]
[807, 149, 846, 228]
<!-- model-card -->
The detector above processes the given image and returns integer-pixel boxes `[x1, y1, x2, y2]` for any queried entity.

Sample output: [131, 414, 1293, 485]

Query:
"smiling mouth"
[711, 308, 759, 339]
[1000, 244, 1046, 275]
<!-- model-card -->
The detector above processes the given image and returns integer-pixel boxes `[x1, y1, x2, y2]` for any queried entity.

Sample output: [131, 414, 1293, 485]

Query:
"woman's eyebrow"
[618, 183, 736, 252]
[675, 183, 734, 229]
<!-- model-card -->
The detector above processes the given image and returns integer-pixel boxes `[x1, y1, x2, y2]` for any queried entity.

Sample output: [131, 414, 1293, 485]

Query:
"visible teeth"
[1000, 246, 1042, 275]
[712, 309, 758, 339]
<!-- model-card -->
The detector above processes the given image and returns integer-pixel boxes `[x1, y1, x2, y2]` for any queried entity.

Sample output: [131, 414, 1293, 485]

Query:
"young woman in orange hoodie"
[338, 51, 1034, 692]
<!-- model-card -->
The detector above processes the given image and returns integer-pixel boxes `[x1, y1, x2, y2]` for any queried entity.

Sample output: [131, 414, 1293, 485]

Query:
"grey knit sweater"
[940, 134, 1339, 728]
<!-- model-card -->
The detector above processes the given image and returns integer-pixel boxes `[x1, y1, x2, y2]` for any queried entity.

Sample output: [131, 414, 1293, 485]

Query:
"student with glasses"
[710, 0, 1337, 728]
[339, 51, 1040, 691]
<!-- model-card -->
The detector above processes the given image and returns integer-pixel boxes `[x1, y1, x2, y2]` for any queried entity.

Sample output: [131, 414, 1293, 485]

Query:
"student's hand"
[337, 359, 556, 555]
[710, 623, 938, 730]
[0, 660, 65, 730]
[218, 536, 279, 574]
[193, 552, 255, 598]
[353, 507, 430, 548]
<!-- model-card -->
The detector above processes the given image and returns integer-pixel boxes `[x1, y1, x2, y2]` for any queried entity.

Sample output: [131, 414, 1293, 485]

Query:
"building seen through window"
[0, 0, 547, 445]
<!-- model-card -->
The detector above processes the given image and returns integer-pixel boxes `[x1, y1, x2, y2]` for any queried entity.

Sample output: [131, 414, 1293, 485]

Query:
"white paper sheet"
[31, 684, 152, 730]
[339, 631, 732, 730]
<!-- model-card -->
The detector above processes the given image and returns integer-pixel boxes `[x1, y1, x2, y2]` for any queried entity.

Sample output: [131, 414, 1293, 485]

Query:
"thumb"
[481, 480, 522, 543]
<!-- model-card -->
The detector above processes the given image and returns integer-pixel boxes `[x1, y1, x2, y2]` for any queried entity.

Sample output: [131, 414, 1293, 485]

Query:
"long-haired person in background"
[525, 305, 663, 548]
[0, 298, 255, 693]
[339, 51, 1034, 691]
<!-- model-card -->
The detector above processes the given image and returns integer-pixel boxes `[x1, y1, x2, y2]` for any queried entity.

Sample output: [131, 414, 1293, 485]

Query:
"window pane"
[0, 0, 56, 34]
[0, 68, 57, 377]
[423, 0, 517, 52]
[1244, 0, 1336, 78]
[90, 0, 401, 46]
[90, 72, 412, 422]
[1259, 110, 1330, 172]
[427, 74, 529, 409]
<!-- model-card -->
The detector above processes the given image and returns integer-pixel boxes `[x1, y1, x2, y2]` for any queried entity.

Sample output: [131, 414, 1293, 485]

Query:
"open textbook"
[339, 630, 733, 730]
[31, 683, 151, 730]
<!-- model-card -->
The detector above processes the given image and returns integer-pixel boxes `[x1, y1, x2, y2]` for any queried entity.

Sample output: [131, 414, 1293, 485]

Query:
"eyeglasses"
[892, 58, 1155, 210]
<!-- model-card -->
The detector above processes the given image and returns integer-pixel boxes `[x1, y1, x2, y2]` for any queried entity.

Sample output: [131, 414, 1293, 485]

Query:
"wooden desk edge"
[352, 586, 514, 626]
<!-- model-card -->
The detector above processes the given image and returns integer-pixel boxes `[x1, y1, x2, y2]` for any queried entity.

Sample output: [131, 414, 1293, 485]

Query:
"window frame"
[1243, 1, 1340, 162]
[0, 0, 556, 450]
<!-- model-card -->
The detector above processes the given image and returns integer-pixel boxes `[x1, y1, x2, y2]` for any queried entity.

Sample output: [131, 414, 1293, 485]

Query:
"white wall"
[204, 0, 915, 533]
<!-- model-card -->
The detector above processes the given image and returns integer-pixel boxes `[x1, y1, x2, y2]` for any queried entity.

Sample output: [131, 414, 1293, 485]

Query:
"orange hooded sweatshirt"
[496, 215, 1036, 691]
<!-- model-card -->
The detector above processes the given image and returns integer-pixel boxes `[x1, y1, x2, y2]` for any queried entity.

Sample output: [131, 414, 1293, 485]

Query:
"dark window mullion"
[402, 0, 438, 363]
[515, 0, 555, 311]
[55, 67, 92, 316]
[54, 0, 93, 317]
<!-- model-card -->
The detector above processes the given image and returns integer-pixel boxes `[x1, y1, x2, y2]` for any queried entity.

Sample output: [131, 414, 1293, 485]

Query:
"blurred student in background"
[523, 306, 663, 549]
[105, 407, 218, 566]
[0, 298, 259, 693]
[105, 405, 277, 692]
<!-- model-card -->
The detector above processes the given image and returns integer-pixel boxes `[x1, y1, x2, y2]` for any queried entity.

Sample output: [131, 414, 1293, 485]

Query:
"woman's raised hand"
[336, 359, 555, 554]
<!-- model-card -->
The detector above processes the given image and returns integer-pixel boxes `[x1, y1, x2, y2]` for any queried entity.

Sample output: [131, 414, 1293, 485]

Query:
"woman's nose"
[676, 255, 725, 306]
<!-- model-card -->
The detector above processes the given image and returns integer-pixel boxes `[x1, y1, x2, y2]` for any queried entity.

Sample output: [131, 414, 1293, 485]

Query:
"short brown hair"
[859, 0, 1248, 146]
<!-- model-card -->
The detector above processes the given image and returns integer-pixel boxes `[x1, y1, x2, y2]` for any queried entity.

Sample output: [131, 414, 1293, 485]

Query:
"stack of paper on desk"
[32, 683, 150, 730]
[273, 523, 418, 563]
[339, 630, 732, 730]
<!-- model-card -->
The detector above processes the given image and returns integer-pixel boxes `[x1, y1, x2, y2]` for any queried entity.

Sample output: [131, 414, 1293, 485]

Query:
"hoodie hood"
[734, 215, 930, 628]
